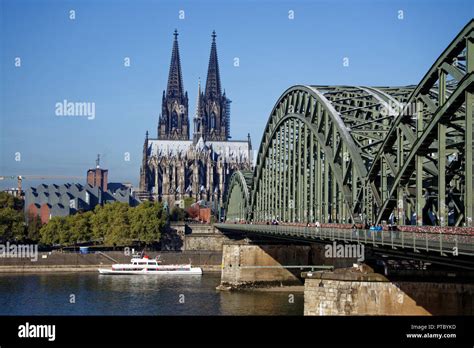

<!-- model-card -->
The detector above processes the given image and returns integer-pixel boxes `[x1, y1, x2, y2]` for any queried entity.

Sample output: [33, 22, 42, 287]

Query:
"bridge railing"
[214, 223, 474, 256]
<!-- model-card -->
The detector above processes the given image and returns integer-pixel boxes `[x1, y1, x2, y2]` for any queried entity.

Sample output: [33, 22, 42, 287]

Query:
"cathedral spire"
[158, 30, 189, 140]
[195, 78, 202, 118]
[166, 29, 184, 98]
[204, 30, 221, 99]
[193, 78, 204, 144]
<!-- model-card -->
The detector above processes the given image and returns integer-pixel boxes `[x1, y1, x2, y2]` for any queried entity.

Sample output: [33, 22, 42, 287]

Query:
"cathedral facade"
[138, 30, 252, 209]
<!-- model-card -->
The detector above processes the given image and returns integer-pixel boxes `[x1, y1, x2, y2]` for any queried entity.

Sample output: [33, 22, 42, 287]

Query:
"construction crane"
[0, 175, 83, 198]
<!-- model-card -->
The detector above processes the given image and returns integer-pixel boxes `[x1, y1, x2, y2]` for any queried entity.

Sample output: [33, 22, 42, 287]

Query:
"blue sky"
[1, 0, 472, 189]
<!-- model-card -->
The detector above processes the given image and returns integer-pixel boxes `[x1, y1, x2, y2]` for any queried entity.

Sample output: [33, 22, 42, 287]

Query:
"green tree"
[0, 191, 23, 210]
[58, 217, 72, 245]
[26, 213, 43, 242]
[170, 206, 186, 222]
[183, 197, 195, 209]
[36, 200, 169, 247]
[105, 202, 131, 246]
[69, 211, 92, 244]
[90, 202, 131, 246]
[0, 192, 25, 241]
[129, 201, 166, 245]
[90, 204, 111, 242]
[39, 216, 69, 245]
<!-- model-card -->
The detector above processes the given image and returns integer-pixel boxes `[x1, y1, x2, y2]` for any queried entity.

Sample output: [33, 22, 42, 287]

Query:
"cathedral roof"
[149, 140, 192, 157]
[206, 141, 249, 161]
[147, 138, 251, 163]
[195, 136, 207, 151]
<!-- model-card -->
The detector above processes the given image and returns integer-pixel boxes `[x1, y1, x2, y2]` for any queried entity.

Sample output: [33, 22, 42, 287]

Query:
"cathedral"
[138, 30, 253, 210]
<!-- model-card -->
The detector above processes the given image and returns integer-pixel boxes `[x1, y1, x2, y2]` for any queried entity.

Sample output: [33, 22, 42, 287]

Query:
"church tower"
[139, 130, 149, 192]
[193, 78, 205, 144]
[158, 30, 189, 140]
[139, 30, 252, 206]
[195, 31, 230, 142]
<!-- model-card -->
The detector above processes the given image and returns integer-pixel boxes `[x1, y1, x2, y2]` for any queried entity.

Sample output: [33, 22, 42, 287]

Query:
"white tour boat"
[98, 255, 202, 275]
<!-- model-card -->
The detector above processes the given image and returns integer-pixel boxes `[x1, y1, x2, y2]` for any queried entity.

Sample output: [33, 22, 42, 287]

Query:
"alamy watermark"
[324, 241, 365, 262]
[55, 99, 95, 120]
[18, 322, 55, 341]
[380, 100, 418, 118]
[0, 242, 38, 261]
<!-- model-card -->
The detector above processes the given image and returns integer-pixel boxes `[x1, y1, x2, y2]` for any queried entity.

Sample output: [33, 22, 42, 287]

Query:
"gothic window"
[172, 111, 178, 129]
[210, 112, 216, 129]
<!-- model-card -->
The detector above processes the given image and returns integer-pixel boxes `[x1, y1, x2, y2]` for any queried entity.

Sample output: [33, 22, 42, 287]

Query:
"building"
[25, 182, 138, 224]
[24, 160, 138, 223]
[86, 155, 108, 191]
[1, 188, 22, 198]
[138, 30, 252, 208]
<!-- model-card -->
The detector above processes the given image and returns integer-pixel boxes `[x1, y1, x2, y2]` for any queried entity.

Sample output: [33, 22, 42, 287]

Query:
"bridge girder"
[225, 20, 474, 227]
[367, 21, 474, 226]
[224, 170, 253, 222]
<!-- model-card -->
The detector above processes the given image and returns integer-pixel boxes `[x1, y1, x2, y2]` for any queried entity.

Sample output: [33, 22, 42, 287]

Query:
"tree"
[90, 202, 132, 246]
[170, 206, 186, 222]
[39, 216, 69, 245]
[129, 201, 166, 245]
[26, 212, 42, 242]
[69, 211, 92, 244]
[183, 197, 195, 209]
[57, 217, 72, 245]
[105, 202, 131, 246]
[36, 201, 167, 247]
[0, 191, 23, 210]
[90, 204, 109, 242]
[0, 192, 25, 241]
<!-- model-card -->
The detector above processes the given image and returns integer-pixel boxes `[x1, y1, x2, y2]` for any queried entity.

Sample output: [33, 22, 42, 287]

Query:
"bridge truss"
[225, 20, 474, 227]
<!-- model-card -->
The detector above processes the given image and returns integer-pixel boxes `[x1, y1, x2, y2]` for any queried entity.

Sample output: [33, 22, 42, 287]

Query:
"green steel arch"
[224, 170, 253, 221]
[224, 19, 474, 227]
[367, 19, 474, 226]
[247, 84, 414, 224]
[254, 86, 370, 223]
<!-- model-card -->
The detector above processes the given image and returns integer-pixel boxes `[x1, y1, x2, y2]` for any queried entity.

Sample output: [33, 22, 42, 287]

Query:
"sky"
[1, 0, 472, 190]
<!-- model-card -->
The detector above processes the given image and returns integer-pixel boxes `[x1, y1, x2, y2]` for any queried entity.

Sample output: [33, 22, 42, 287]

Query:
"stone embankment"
[0, 250, 222, 273]
[303, 265, 474, 315]
[0, 223, 232, 273]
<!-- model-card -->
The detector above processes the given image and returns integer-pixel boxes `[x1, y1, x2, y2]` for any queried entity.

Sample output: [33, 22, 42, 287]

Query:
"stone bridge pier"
[216, 237, 474, 315]
[217, 240, 312, 290]
[303, 266, 474, 315]
[216, 239, 361, 290]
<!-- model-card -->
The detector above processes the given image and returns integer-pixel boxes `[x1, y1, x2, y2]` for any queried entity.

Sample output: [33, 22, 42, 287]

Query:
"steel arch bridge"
[225, 20, 474, 228]
[224, 170, 253, 221]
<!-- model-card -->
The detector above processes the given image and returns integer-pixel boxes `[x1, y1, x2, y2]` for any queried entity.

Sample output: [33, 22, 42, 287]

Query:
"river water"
[0, 273, 303, 315]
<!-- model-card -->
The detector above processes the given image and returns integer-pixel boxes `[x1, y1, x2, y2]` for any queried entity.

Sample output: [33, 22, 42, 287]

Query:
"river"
[0, 273, 303, 315]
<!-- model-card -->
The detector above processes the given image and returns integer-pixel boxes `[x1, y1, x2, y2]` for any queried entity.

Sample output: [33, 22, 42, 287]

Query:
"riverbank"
[248, 285, 304, 292]
[216, 280, 305, 291]
[0, 264, 222, 273]
[0, 250, 222, 273]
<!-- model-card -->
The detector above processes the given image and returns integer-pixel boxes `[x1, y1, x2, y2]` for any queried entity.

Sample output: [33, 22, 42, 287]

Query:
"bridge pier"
[217, 240, 311, 290]
[303, 267, 474, 315]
